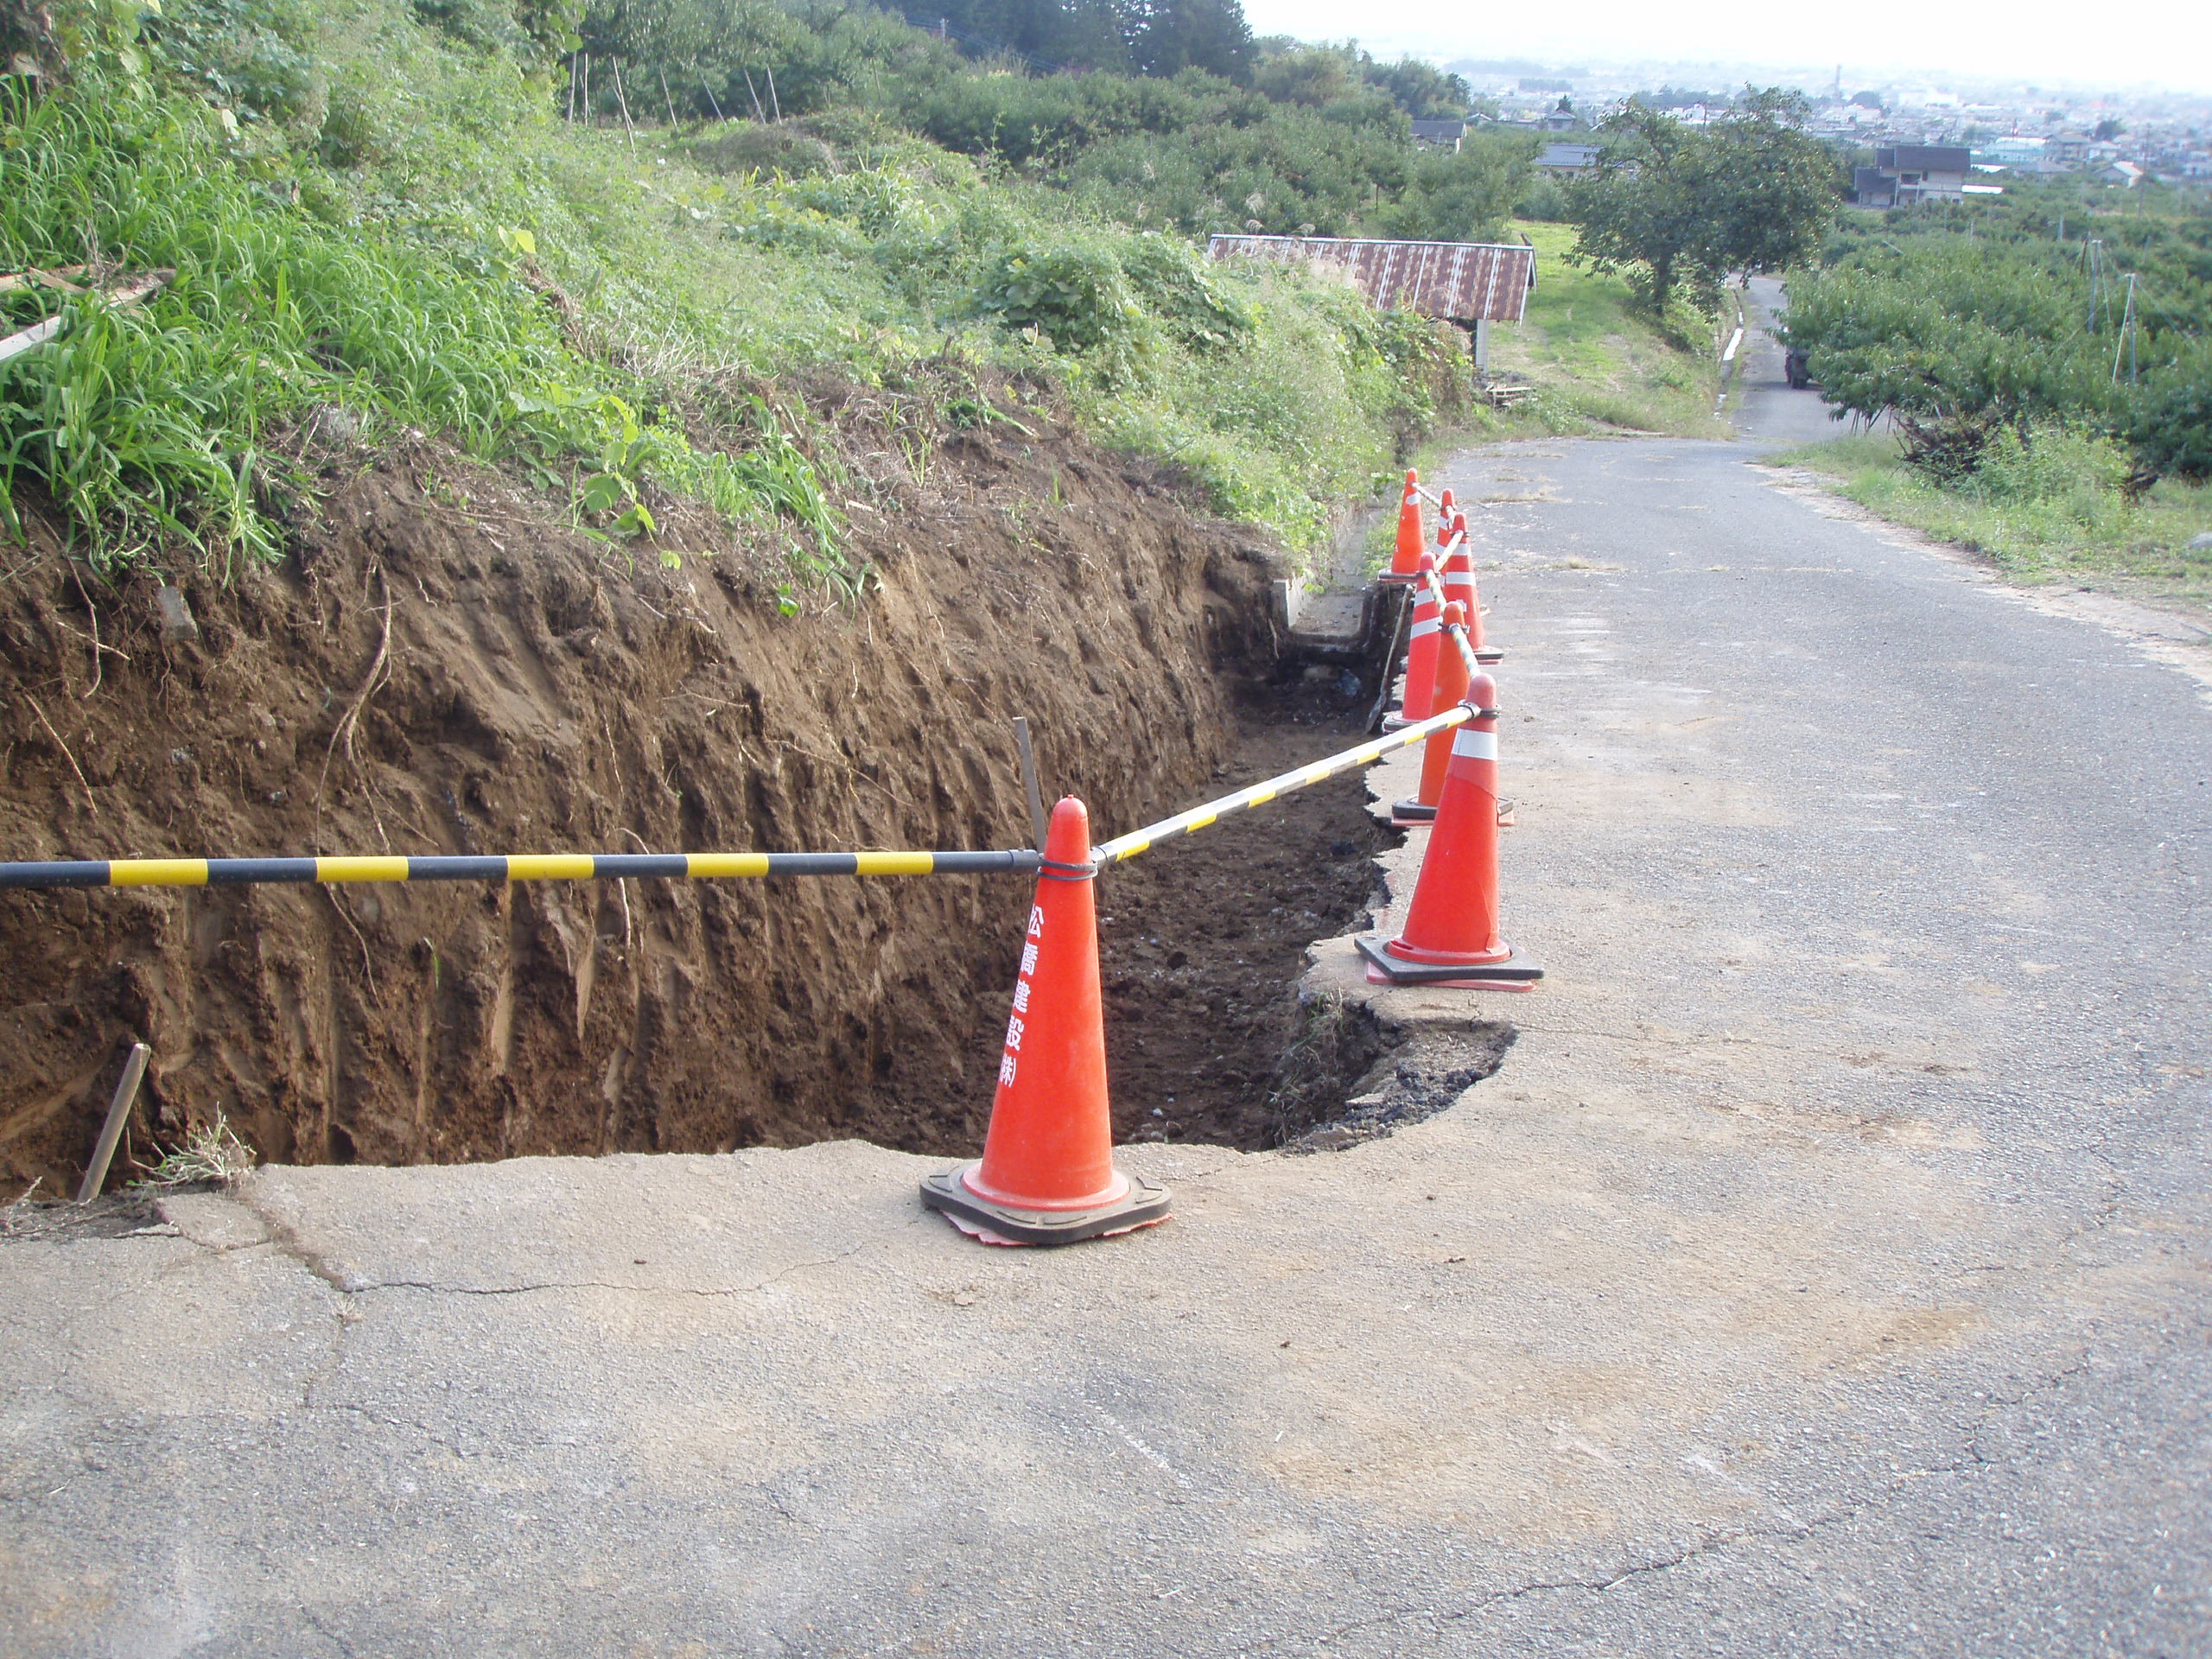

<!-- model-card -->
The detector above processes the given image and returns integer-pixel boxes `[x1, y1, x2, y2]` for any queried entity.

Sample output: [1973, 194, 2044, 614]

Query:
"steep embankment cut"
[0, 397, 1284, 1193]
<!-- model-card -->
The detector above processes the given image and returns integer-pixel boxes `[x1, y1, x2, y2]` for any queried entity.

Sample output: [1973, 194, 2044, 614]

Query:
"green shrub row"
[1785, 190, 2212, 486]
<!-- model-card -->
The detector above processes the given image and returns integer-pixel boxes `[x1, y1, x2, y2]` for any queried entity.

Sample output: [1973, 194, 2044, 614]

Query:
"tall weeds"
[2, 0, 1487, 576]
[0, 69, 843, 573]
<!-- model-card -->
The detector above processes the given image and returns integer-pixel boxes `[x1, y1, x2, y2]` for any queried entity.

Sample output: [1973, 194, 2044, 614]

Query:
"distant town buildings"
[1974, 135, 2045, 168]
[1444, 60, 2211, 192]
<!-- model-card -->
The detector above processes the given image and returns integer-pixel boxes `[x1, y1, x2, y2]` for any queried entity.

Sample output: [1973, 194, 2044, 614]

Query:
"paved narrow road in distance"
[3, 311, 2207, 1656]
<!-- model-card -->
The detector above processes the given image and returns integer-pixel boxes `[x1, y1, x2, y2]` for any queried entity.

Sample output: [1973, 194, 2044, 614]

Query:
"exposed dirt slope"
[0, 400, 1282, 1192]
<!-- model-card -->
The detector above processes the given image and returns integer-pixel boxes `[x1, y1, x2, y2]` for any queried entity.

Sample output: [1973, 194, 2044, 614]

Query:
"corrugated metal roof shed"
[1203, 236, 1535, 323]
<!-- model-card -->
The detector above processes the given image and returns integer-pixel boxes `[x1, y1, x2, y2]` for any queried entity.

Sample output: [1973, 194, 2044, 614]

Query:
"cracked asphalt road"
[3, 296, 2209, 1657]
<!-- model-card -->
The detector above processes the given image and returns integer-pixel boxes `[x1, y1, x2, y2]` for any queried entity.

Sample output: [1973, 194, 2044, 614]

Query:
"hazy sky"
[1239, 0, 2212, 96]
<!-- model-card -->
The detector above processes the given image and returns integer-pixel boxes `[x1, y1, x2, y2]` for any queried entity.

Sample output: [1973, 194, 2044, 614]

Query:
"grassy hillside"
[1382, 219, 1732, 491]
[1491, 219, 1731, 439]
[0, 0, 1488, 582]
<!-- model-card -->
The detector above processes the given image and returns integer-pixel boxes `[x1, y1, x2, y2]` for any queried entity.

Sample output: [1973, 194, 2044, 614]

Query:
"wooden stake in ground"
[0, 269, 173, 367]
[79, 1044, 151, 1203]
[658, 67, 677, 127]
[1013, 717, 1048, 852]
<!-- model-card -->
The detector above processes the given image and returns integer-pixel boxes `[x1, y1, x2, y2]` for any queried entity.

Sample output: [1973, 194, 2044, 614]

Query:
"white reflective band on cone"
[1452, 728, 1499, 760]
[1408, 619, 1440, 637]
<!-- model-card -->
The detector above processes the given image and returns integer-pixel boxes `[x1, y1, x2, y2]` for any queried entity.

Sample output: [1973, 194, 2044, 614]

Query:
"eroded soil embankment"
[0, 406, 1286, 1192]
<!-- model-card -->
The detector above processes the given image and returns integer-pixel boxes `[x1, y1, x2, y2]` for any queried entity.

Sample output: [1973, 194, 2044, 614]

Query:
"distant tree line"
[903, 0, 1253, 79]
[514, 0, 1538, 242]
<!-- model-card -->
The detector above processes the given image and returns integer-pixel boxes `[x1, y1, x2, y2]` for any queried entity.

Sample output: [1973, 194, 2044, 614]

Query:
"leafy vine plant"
[506, 381, 661, 540]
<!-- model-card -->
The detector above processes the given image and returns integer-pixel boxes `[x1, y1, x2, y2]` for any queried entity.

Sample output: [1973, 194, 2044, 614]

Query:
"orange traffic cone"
[1442, 517, 1504, 668]
[1380, 551, 1440, 733]
[920, 797, 1169, 1246]
[1433, 487, 1457, 546]
[1380, 470, 1425, 582]
[1358, 671, 1543, 989]
[1392, 601, 1471, 826]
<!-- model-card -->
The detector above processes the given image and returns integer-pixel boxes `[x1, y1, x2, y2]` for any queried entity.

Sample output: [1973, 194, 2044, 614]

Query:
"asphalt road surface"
[3, 296, 2207, 1657]
[1734, 276, 1848, 445]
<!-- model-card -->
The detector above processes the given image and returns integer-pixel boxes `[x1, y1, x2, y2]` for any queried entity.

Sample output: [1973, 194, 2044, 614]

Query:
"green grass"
[0, 0, 1478, 581]
[1485, 219, 1732, 441]
[0, 46, 845, 577]
[1772, 429, 2212, 604]
[1359, 219, 1734, 531]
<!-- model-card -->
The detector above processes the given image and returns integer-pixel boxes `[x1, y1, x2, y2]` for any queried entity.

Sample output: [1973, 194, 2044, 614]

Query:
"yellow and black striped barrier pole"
[0, 849, 1043, 892]
[3, 614, 1496, 889]
[1090, 674, 1492, 868]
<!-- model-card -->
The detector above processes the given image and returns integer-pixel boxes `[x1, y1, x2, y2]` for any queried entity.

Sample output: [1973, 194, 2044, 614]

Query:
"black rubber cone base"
[1356, 933, 1544, 987]
[920, 1164, 1171, 1247]
[1475, 646, 1504, 664]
